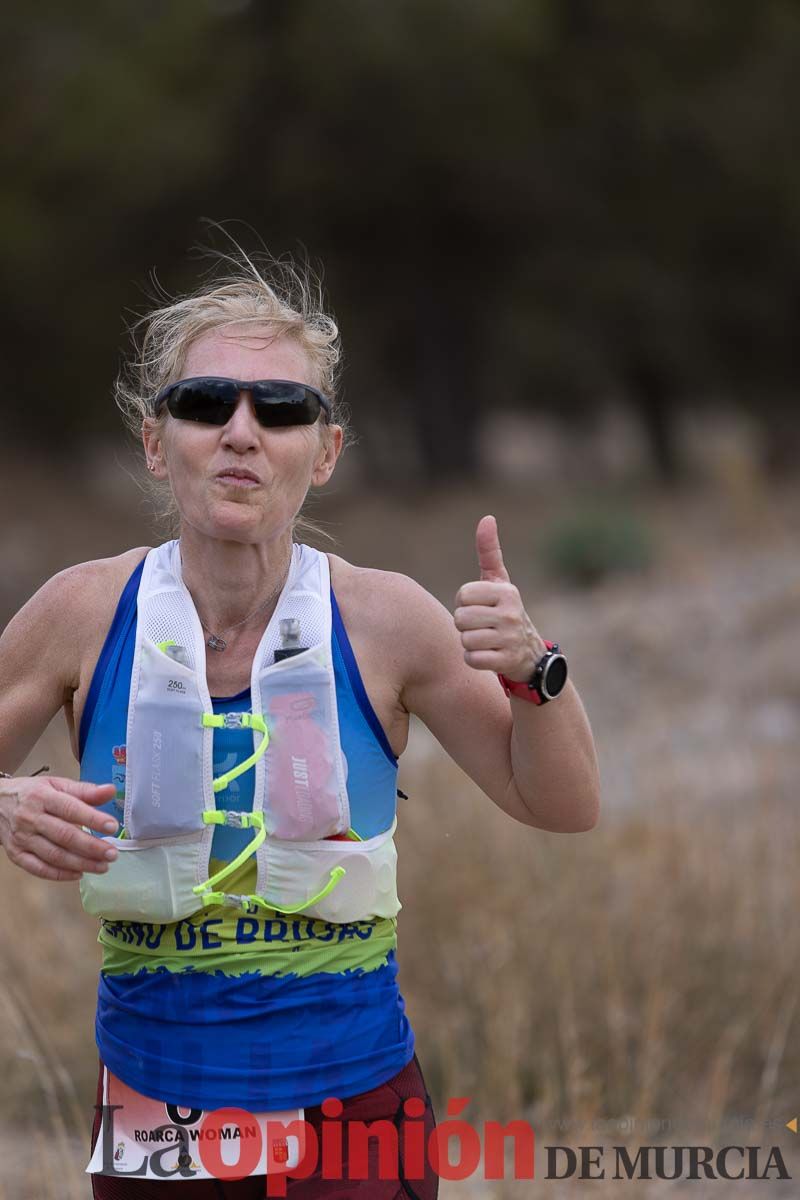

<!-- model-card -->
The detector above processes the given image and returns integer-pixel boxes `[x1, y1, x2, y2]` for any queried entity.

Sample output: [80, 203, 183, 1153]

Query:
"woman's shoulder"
[53, 545, 151, 608]
[14, 545, 150, 617]
[325, 551, 450, 661]
[325, 552, 433, 616]
[26, 546, 152, 649]
[1, 547, 153, 726]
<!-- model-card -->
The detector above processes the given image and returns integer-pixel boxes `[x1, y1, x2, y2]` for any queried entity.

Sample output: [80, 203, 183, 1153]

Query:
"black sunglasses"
[153, 377, 331, 428]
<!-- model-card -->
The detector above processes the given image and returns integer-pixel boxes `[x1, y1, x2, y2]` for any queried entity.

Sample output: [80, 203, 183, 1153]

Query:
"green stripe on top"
[98, 854, 398, 978]
[98, 914, 398, 978]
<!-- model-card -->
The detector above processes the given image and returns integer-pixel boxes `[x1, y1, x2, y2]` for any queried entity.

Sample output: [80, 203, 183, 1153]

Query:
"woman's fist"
[0, 775, 119, 882]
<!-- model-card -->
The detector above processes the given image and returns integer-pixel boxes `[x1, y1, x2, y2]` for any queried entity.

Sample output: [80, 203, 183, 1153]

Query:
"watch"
[498, 641, 568, 705]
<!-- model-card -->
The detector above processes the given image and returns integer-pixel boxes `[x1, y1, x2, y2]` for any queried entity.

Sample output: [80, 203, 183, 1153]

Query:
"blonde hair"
[115, 244, 353, 542]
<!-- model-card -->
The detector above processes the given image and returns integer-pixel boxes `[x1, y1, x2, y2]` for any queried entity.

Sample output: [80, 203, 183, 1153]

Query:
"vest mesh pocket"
[260, 822, 400, 922]
[79, 831, 207, 924]
[126, 638, 207, 839]
[259, 649, 350, 840]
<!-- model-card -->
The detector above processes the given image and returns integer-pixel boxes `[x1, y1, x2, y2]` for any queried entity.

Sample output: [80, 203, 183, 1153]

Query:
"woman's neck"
[176, 526, 294, 637]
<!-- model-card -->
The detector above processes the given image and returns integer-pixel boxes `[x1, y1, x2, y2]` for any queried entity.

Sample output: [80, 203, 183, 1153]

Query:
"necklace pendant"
[206, 634, 227, 652]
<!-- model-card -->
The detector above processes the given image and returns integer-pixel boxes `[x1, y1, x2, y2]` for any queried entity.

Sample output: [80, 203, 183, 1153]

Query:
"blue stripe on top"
[96, 948, 413, 1110]
[331, 585, 398, 768]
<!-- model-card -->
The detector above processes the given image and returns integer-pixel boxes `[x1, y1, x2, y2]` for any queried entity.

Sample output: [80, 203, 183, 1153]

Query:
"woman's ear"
[142, 417, 168, 478]
[311, 424, 344, 486]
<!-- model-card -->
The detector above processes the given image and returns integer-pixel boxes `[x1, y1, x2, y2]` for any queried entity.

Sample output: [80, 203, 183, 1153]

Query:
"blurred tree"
[1, 0, 248, 439]
[3, 0, 799, 484]
[491, 0, 800, 482]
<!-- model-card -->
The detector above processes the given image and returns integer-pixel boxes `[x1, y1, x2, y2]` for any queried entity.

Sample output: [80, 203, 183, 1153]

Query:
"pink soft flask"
[263, 621, 345, 839]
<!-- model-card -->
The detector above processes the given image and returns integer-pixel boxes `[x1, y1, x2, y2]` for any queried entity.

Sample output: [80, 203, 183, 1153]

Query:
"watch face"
[543, 655, 568, 697]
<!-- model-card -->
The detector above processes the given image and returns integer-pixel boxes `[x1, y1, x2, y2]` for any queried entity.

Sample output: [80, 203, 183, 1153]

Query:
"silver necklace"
[199, 555, 291, 652]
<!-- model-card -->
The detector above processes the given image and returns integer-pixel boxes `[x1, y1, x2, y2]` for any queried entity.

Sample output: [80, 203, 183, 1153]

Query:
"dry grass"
[398, 759, 800, 1129]
[1, 463, 799, 1196]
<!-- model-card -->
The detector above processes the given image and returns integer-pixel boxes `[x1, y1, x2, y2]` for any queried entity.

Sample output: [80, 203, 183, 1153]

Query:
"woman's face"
[143, 326, 342, 545]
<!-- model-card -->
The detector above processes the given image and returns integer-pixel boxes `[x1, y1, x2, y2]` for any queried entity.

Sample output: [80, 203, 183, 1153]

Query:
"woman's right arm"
[0, 564, 120, 882]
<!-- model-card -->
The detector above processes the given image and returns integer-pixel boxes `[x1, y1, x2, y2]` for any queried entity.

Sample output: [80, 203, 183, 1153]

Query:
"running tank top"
[79, 553, 415, 1111]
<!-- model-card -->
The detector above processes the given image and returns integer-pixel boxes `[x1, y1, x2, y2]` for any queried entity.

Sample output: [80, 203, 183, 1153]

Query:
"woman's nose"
[221, 392, 260, 446]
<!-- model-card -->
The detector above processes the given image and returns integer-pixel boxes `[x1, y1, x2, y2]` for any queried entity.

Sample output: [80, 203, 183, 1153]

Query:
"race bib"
[86, 1066, 305, 1181]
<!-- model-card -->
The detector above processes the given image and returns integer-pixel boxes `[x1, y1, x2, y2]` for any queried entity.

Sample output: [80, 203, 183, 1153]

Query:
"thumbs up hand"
[453, 515, 547, 681]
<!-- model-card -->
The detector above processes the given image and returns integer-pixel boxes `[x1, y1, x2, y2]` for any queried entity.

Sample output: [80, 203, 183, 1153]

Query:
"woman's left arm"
[395, 514, 600, 832]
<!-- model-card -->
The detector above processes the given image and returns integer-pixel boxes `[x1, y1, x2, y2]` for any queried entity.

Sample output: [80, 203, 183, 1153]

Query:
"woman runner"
[0, 252, 600, 1197]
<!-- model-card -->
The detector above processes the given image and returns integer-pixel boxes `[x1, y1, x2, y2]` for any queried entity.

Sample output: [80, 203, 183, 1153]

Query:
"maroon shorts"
[89, 1054, 439, 1199]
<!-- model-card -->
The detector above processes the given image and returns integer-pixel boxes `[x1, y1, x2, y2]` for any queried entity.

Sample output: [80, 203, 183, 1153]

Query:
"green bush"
[540, 505, 653, 587]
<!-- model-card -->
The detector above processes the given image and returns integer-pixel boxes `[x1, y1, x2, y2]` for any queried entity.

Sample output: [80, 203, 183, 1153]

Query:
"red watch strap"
[497, 641, 557, 703]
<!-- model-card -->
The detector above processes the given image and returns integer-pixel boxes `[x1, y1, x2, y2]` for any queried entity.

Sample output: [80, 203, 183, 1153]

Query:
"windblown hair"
[115, 241, 352, 542]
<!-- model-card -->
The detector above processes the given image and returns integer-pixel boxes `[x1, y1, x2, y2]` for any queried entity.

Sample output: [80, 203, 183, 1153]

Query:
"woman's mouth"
[216, 471, 261, 488]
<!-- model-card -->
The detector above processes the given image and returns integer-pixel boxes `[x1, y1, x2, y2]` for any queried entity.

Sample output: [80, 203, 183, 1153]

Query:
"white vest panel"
[80, 540, 401, 925]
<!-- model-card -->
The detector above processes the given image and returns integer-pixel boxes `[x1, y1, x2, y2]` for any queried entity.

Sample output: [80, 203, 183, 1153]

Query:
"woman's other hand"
[0, 776, 119, 882]
[453, 514, 550, 680]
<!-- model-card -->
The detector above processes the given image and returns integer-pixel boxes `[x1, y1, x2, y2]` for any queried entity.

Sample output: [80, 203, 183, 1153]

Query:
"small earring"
[148, 462, 156, 472]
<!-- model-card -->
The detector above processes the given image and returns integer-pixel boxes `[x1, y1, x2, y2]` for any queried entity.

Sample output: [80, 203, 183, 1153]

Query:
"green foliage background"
[3, 0, 799, 481]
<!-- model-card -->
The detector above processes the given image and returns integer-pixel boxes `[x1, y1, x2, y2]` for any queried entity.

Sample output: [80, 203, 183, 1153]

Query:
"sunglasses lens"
[160, 379, 327, 427]
[251, 383, 323, 427]
[166, 381, 236, 425]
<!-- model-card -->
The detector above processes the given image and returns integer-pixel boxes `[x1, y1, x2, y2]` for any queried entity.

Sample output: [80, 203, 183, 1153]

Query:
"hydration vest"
[79, 539, 400, 926]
